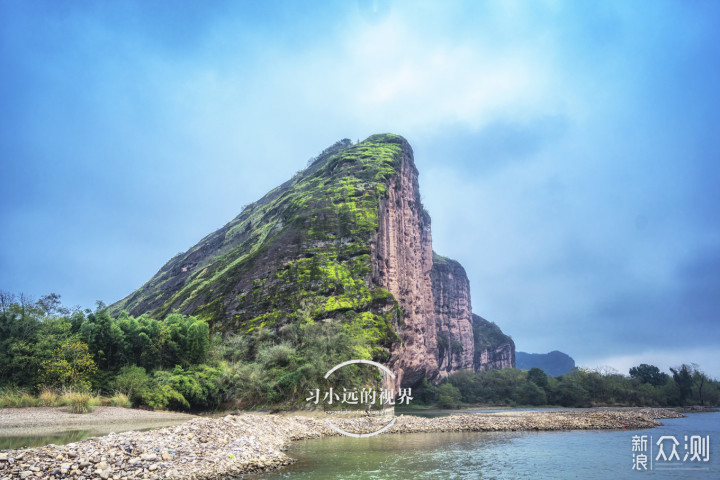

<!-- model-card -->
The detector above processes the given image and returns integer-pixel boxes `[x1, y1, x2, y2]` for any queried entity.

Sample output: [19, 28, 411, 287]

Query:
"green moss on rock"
[112, 134, 410, 363]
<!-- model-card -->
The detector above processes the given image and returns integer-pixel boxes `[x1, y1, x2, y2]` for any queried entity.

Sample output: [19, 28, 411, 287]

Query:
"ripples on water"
[248, 412, 719, 479]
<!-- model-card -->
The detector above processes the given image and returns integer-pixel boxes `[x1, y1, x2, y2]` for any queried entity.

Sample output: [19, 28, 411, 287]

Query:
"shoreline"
[0, 408, 686, 479]
[0, 407, 196, 438]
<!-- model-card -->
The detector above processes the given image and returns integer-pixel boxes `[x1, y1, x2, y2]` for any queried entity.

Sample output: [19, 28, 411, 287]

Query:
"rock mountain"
[112, 134, 515, 388]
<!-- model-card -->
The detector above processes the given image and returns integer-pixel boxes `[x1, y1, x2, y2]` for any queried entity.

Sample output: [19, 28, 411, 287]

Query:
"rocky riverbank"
[0, 408, 684, 479]
[0, 407, 196, 438]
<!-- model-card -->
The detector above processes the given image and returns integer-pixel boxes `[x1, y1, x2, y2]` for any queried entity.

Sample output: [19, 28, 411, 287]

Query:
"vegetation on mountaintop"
[112, 134, 409, 365]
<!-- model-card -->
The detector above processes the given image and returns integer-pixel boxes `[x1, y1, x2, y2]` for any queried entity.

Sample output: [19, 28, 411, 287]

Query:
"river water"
[250, 412, 719, 479]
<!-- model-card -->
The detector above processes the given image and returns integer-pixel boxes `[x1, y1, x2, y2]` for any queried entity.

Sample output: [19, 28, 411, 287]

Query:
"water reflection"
[248, 431, 520, 479]
[0, 430, 93, 450]
[249, 414, 719, 479]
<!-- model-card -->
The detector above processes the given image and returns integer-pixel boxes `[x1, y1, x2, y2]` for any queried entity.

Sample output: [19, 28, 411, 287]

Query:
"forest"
[1, 291, 717, 412]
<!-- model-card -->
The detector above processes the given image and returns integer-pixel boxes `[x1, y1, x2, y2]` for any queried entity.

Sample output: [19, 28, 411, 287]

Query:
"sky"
[1, 0, 718, 378]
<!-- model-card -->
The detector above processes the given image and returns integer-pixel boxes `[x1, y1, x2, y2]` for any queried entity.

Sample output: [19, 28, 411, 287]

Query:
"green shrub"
[113, 365, 152, 404]
[435, 383, 462, 409]
[139, 384, 189, 411]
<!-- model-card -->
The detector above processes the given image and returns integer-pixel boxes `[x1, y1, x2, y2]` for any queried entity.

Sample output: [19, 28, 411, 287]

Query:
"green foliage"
[428, 363, 720, 409]
[3, 288, 719, 412]
[513, 381, 547, 406]
[629, 363, 669, 386]
[215, 320, 388, 408]
[110, 392, 131, 408]
[670, 364, 694, 405]
[113, 365, 152, 402]
[527, 367, 549, 389]
[39, 341, 97, 390]
[435, 383, 462, 409]
[140, 382, 190, 411]
[80, 310, 211, 372]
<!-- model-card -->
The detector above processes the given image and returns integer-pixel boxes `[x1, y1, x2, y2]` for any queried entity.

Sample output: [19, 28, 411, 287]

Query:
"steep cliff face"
[112, 133, 514, 389]
[371, 144, 437, 387]
[430, 254, 475, 375]
[471, 314, 516, 371]
[370, 141, 512, 387]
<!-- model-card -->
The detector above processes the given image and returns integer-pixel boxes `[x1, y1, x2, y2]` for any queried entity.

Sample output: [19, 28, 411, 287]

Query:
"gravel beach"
[0, 407, 196, 438]
[0, 408, 684, 479]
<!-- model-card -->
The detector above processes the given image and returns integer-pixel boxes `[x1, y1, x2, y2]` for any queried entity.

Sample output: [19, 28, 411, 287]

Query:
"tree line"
[413, 362, 719, 409]
[3, 291, 716, 411]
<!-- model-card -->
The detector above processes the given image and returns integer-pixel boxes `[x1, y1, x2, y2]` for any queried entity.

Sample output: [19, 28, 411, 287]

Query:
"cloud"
[0, 1, 718, 380]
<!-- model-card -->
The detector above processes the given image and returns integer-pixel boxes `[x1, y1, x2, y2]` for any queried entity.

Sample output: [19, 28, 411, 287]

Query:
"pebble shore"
[0, 408, 684, 480]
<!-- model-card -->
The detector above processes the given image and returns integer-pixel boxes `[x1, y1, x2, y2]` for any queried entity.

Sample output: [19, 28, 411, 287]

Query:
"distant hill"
[517, 351, 575, 377]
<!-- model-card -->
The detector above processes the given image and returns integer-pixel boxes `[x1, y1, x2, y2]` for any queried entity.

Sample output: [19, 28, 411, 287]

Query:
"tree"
[527, 367, 549, 390]
[436, 383, 462, 408]
[670, 364, 694, 405]
[40, 341, 97, 390]
[514, 381, 547, 406]
[629, 364, 668, 386]
[691, 365, 708, 406]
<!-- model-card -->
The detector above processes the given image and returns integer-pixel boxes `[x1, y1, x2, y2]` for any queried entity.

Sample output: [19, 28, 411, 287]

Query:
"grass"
[58, 390, 94, 414]
[38, 388, 58, 406]
[0, 388, 37, 408]
[0, 387, 133, 412]
[110, 392, 132, 408]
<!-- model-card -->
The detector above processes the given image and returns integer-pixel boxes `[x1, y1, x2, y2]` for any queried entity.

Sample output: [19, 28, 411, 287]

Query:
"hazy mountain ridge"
[517, 350, 575, 377]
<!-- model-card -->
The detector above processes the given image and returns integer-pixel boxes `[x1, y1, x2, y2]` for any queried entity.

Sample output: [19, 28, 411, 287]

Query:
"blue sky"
[1, 0, 718, 377]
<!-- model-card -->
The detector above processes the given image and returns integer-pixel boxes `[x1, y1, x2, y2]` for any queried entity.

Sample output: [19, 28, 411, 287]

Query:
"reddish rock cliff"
[431, 253, 475, 376]
[372, 140, 438, 388]
[372, 140, 515, 388]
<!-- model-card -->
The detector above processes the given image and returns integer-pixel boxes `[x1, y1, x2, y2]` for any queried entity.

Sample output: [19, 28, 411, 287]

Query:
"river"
[249, 411, 719, 479]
